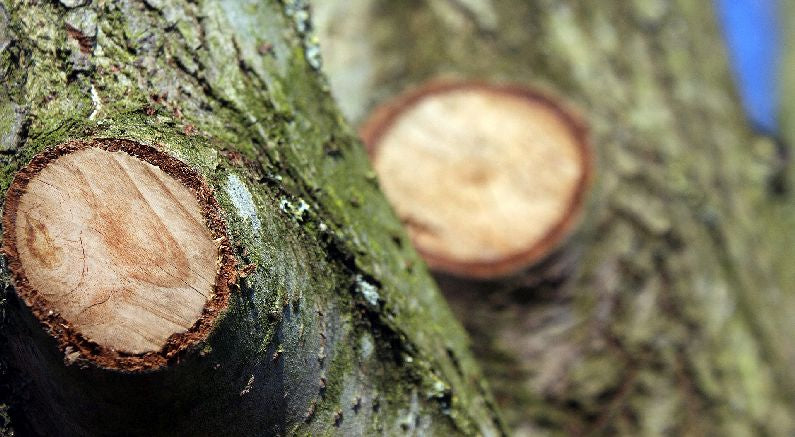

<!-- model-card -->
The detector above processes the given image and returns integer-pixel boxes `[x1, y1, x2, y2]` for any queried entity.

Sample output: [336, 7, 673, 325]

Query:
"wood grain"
[363, 82, 590, 278]
[12, 147, 219, 354]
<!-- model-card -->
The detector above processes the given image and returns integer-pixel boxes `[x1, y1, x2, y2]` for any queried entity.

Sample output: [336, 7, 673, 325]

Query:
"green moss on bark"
[317, 0, 795, 434]
[0, 0, 503, 434]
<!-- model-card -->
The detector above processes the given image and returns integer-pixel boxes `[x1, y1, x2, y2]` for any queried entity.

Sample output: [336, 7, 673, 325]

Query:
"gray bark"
[0, 0, 503, 435]
[316, 0, 795, 435]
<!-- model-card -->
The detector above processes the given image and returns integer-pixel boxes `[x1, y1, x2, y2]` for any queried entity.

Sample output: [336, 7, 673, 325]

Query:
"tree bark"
[316, 0, 795, 435]
[0, 0, 503, 435]
[782, 0, 795, 185]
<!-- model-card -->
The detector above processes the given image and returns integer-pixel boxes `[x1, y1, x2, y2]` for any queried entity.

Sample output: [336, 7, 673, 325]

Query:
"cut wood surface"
[316, 1, 795, 434]
[362, 81, 590, 278]
[0, 2, 503, 434]
[3, 139, 234, 369]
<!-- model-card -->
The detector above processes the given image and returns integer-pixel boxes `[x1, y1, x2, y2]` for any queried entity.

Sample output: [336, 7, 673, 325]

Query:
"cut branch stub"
[361, 80, 592, 279]
[2, 139, 236, 371]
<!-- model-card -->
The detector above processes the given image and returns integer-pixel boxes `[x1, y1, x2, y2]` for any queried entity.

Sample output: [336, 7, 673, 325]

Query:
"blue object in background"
[715, 0, 781, 134]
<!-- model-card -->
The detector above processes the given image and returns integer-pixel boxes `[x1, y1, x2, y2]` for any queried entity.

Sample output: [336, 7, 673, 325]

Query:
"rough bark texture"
[316, 0, 795, 435]
[0, 0, 504, 435]
[783, 1, 795, 185]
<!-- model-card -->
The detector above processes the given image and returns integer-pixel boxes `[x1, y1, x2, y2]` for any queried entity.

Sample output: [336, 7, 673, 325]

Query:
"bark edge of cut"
[361, 79, 593, 279]
[1, 138, 237, 371]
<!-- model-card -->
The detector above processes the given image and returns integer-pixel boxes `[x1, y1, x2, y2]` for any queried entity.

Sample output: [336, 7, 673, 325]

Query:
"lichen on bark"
[0, 0, 503, 435]
[316, 0, 795, 434]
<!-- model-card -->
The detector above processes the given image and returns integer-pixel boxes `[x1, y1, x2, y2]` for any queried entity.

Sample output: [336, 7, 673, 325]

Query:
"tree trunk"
[316, 0, 795, 435]
[0, 0, 504, 435]
[783, 1, 795, 185]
